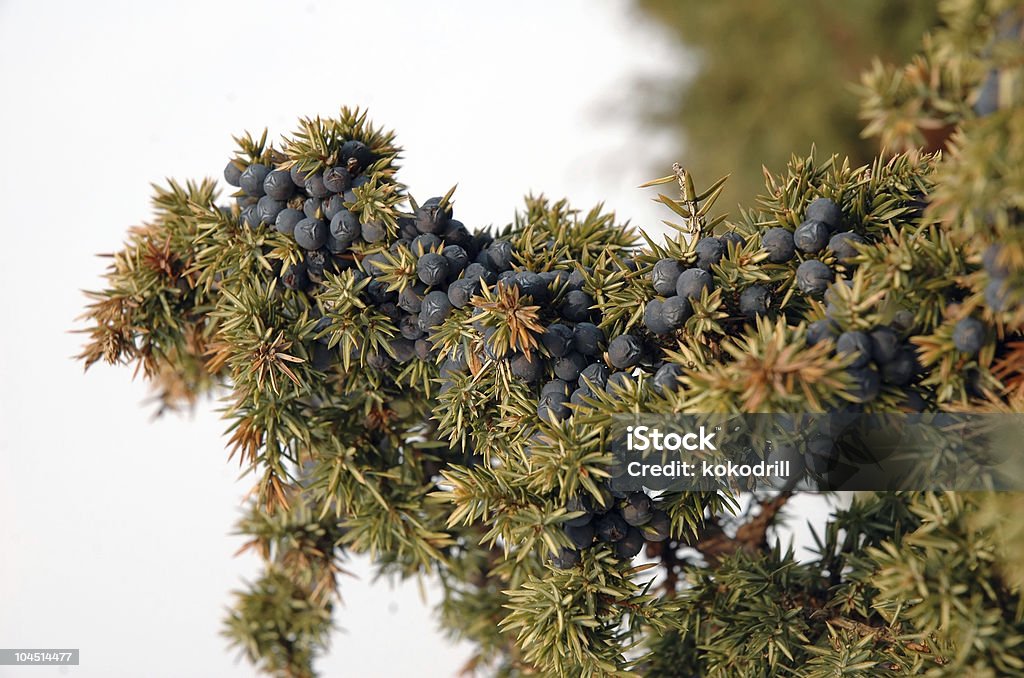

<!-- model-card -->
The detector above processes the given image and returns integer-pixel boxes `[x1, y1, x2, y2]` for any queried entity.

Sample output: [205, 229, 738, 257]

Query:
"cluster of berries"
[761, 198, 864, 297]
[223, 141, 382, 288]
[552, 488, 670, 568]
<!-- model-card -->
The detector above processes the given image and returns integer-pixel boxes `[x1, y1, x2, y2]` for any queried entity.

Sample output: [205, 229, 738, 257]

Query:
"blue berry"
[615, 527, 645, 559]
[564, 522, 595, 549]
[447, 279, 480, 309]
[720, 231, 746, 249]
[510, 352, 543, 383]
[241, 204, 260, 228]
[289, 164, 310, 188]
[608, 335, 643, 369]
[239, 164, 270, 197]
[303, 197, 323, 219]
[412, 234, 442, 255]
[974, 69, 1000, 117]
[881, 349, 917, 386]
[280, 262, 309, 291]
[538, 391, 571, 423]
[952, 318, 985, 355]
[417, 253, 450, 287]
[361, 221, 388, 243]
[572, 322, 604, 355]
[579, 362, 609, 389]
[661, 296, 692, 329]
[224, 161, 243, 187]
[869, 327, 901, 365]
[485, 240, 514, 271]
[294, 218, 328, 250]
[836, 331, 872, 368]
[650, 259, 683, 295]
[828, 232, 865, 263]
[256, 195, 285, 226]
[398, 285, 425, 314]
[794, 220, 829, 254]
[607, 371, 634, 391]
[694, 237, 724, 270]
[304, 173, 330, 199]
[739, 285, 769, 318]
[442, 246, 469, 275]
[806, 198, 843, 231]
[542, 324, 574, 357]
[341, 140, 374, 174]
[761, 227, 796, 264]
[263, 169, 295, 200]
[323, 166, 352, 193]
[542, 379, 571, 397]
[562, 290, 594, 322]
[553, 351, 588, 381]
[643, 510, 670, 542]
[622, 492, 652, 526]
[985, 279, 1012, 312]
[796, 260, 833, 296]
[419, 291, 453, 329]
[513, 271, 548, 301]
[390, 338, 416, 364]
[652, 363, 683, 392]
[462, 263, 497, 286]
[400, 314, 424, 340]
[442, 220, 472, 249]
[551, 547, 580, 569]
[414, 196, 452, 234]
[983, 244, 1010, 279]
[676, 268, 713, 300]
[323, 194, 347, 221]
[643, 299, 672, 335]
[328, 209, 361, 250]
[565, 495, 594, 527]
[806, 319, 838, 346]
[595, 511, 628, 542]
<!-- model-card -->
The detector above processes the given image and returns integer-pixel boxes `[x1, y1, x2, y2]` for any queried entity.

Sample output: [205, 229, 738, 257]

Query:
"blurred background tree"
[630, 1, 940, 207]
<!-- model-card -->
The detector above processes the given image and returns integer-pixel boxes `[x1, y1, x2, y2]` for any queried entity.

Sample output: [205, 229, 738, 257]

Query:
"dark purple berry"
[739, 285, 769, 318]
[340, 140, 374, 174]
[595, 511, 628, 542]
[806, 319, 838, 346]
[643, 510, 670, 542]
[650, 259, 683, 295]
[806, 198, 843, 231]
[562, 290, 594, 322]
[417, 253, 450, 287]
[643, 299, 672, 335]
[553, 351, 588, 382]
[447, 279, 480, 309]
[621, 492, 652, 526]
[442, 246, 469, 275]
[565, 522, 595, 549]
[239, 163, 270, 197]
[579, 362, 609, 389]
[303, 197, 323, 219]
[661, 296, 692, 329]
[573, 323, 604, 356]
[796, 260, 833, 296]
[794, 220, 830, 254]
[412, 233, 442, 255]
[881, 349, 917, 386]
[551, 547, 580, 569]
[542, 324, 574, 357]
[608, 335, 644, 369]
[294, 218, 328, 251]
[256, 195, 285, 225]
[289, 163, 310, 188]
[828, 232, 865, 263]
[762, 227, 796, 263]
[400, 314, 424, 341]
[614, 527, 645, 559]
[694, 237, 724, 270]
[847, 366, 881, 402]
[869, 327, 901, 365]
[676, 268, 713, 300]
[280, 262, 309, 291]
[538, 391, 571, 423]
[652, 363, 683, 393]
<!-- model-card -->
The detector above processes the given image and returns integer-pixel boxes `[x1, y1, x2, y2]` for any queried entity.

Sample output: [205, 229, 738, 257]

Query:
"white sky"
[0, 2, 695, 676]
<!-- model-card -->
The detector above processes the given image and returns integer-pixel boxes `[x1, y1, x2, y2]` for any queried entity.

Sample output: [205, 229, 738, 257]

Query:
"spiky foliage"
[77, 6, 1024, 677]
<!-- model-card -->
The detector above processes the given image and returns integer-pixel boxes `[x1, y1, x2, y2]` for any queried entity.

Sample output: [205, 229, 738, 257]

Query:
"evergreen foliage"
[79, 4, 1024, 676]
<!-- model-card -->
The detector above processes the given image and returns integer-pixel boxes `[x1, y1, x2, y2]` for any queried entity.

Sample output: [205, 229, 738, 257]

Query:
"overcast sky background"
[0, 2, 824, 676]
